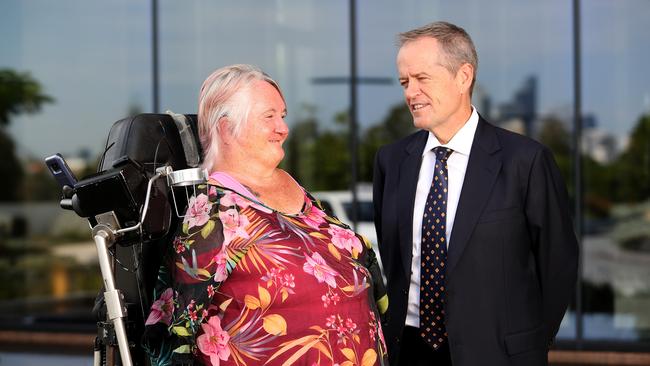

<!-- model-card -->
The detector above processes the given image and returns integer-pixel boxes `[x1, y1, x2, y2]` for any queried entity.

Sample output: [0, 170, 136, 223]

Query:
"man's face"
[397, 37, 467, 133]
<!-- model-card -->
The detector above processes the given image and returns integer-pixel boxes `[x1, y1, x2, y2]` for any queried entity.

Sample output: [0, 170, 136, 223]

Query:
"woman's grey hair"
[198, 64, 284, 171]
[398, 21, 478, 95]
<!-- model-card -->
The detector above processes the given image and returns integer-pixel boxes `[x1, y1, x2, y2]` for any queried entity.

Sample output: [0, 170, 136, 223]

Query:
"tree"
[284, 105, 320, 189]
[285, 102, 415, 191]
[611, 114, 650, 203]
[0, 69, 54, 201]
[311, 130, 350, 190]
[0, 69, 54, 126]
[536, 117, 574, 196]
[359, 103, 415, 181]
[284, 105, 351, 191]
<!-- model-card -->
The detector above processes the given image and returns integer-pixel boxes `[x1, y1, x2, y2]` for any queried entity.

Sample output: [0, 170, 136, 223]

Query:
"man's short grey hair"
[197, 64, 284, 171]
[398, 21, 478, 95]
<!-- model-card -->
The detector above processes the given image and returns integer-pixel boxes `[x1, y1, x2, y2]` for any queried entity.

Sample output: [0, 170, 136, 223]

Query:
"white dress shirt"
[405, 107, 480, 328]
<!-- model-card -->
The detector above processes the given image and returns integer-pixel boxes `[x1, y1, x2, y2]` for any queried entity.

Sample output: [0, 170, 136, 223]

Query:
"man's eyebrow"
[399, 72, 431, 80]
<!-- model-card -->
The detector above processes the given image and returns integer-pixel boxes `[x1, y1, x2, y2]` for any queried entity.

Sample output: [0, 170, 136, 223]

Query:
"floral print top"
[143, 172, 389, 366]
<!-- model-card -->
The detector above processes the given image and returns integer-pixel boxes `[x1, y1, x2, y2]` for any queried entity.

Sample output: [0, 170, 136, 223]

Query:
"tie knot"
[432, 146, 453, 162]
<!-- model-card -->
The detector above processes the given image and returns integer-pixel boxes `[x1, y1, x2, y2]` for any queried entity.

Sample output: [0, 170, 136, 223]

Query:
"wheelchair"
[50, 113, 204, 366]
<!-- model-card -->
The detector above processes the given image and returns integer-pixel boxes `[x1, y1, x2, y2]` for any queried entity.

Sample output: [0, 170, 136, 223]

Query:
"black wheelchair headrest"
[99, 113, 202, 174]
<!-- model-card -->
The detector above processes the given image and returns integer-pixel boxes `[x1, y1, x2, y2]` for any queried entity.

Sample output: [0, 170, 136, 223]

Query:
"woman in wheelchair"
[143, 64, 388, 366]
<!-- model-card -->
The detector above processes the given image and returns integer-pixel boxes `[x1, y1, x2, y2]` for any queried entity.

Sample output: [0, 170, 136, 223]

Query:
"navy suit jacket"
[373, 116, 579, 366]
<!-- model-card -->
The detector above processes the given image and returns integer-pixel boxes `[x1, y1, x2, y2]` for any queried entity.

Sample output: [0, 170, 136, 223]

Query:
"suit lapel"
[447, 118, 502, 275]
[397, 130, 428, 277]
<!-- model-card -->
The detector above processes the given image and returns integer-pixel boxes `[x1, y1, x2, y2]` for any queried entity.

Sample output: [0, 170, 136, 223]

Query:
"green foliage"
[0, 69, 54, 126]
[311, 131, 351, 190]
[284, 105, 320, 189]
[22, 167, 61, 201]
[285, 103, 415, 191]
[284, 104, 351, 190]
[610, 114, 650, 203]
[0, 68, 54, 201]
[537, 113, 650, 219]
[537, 117, 571, 156]
[536, 117, 578, 213]
[283, 106, 350, 190]
[359, 104, 415, 182]
[582, 156, 613, 218]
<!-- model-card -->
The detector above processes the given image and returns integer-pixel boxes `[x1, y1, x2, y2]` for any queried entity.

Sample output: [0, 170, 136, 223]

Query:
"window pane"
[0, 0, 151, 330]
[158, 0, 350, 191]
[582, 0, 650, 342]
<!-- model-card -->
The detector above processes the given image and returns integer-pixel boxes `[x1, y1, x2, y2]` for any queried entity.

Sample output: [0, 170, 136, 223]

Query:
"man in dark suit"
[373, 21, 579, 366]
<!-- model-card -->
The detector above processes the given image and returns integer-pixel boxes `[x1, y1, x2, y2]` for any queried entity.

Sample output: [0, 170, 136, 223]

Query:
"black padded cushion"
[100, 113, 201, 173]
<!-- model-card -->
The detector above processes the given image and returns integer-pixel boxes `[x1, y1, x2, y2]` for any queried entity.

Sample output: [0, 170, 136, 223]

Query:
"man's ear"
[456, 63, 474, 95]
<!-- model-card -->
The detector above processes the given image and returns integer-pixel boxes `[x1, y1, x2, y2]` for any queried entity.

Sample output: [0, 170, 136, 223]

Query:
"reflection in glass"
[0, 0, 150, 330]
[581, 0, 650, 342]
[0, 0, 647, 352]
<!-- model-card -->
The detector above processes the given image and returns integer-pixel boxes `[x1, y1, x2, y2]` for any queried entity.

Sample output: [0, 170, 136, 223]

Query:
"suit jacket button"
[402, 289, 408, 295]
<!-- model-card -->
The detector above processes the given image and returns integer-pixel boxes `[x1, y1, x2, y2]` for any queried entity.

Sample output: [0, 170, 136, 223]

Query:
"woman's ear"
[217, 116, 232, 145]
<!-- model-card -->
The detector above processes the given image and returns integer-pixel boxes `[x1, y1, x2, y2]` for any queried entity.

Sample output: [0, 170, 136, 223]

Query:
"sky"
[2, 0, 649, 159]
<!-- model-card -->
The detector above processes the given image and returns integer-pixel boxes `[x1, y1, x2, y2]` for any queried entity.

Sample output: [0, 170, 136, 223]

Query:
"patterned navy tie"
[420, 146, 453, 350]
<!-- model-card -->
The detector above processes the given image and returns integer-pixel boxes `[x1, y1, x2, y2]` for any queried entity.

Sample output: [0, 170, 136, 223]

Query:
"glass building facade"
[0, 0, 648, 352]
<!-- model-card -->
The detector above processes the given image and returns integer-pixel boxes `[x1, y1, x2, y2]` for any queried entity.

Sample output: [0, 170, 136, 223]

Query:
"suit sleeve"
[373, 147, 386, 253]
[361, 234, 389, 318]
[524, 146, 579, 344]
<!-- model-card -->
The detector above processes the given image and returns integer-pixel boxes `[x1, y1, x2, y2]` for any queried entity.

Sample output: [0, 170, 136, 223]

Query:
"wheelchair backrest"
[100, 113, 201, 173]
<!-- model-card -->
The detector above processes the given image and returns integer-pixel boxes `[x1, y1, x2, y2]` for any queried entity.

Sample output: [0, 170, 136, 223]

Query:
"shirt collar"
[422, 106, 479, 157]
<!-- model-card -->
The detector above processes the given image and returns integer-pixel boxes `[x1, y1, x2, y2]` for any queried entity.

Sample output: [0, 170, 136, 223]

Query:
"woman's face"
[235, 80, 288, 167]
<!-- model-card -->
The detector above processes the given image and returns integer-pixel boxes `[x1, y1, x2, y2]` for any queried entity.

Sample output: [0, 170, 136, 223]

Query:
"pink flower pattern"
[303, 252, 339, 288]
[197, 316, 231, 365]
[145, 288, 174, 325]
[321, 292, 341, 308]
[324, 314, 361, 346]
[303, 204, 326, 229]
[220, 190, 251, 209]
[174, 237, 186, 253]
[328, 225, 363, 255]
[212, 248, 229, 282]
[184, 193, 213, 229]
[219, 208, 250, 245]
[282, 273, 295, 288]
